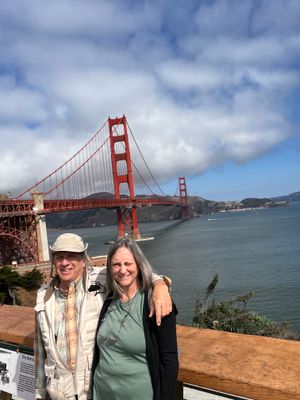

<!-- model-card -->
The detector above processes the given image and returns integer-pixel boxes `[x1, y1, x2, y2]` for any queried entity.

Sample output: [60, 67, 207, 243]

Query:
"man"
[35, 233, 172, 400]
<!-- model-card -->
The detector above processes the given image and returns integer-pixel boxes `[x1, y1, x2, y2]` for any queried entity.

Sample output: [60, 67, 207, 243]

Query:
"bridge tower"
[179, 177, 189, 219]
[108, 115, 141, 240]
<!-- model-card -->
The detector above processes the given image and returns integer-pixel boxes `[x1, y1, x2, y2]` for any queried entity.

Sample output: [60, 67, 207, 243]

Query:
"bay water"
[47, 202, 300, 333]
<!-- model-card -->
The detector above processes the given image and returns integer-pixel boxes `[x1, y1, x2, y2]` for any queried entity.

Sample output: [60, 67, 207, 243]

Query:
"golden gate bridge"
[0, 115, 190, 265]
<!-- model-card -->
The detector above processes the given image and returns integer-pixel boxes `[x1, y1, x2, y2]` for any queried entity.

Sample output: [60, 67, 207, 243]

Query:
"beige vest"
[35, 266, 107, 400]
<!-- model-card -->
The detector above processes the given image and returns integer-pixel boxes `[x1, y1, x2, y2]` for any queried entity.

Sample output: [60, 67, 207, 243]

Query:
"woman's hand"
[149, 279, 172, 326]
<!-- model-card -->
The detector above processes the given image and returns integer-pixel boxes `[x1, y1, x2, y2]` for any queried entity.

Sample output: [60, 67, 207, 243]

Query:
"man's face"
[53, 252, 85, 288]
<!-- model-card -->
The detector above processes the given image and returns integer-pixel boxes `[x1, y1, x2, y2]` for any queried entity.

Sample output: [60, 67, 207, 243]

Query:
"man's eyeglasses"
[53, 253, 84, 263]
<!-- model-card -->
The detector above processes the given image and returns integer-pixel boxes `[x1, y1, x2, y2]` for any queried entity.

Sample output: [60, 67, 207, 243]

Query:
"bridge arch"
[0, 219, 38, 265]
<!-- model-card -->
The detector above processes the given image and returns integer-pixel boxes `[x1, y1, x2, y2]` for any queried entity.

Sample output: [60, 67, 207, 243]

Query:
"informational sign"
[0, 344, 34, 400]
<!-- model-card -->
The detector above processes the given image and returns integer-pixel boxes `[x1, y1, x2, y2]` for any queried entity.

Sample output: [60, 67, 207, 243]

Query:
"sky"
[1, 0, 300, 201]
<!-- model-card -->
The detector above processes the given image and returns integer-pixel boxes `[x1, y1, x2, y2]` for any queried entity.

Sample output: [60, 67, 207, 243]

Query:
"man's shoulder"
[87, 266, 107, 282]
[85, 266, 107, 295]
[38, 282, 50, 292]
[35, 282, 53, 310]
[37, 281, 52, 294]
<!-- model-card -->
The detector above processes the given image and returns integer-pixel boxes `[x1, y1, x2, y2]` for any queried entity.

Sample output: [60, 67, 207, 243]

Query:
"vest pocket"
[46, 378, 61, 400]
[44, 363, 61, 400]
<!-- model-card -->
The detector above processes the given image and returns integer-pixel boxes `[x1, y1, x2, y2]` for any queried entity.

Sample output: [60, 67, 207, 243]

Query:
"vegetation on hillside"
[45, 192, 287, 229]
[193, 274, 298, 340]
[0, 266, 43, 305]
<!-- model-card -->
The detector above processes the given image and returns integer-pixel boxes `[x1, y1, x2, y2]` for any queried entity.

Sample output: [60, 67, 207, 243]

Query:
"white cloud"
[0, 0, 299, 198]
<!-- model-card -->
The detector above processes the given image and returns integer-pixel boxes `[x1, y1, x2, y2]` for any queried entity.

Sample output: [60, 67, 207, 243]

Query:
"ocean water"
[47, 202, 300, 333]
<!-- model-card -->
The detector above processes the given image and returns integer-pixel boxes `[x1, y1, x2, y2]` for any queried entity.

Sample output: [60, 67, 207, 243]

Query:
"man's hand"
[149, 279, 172, 326]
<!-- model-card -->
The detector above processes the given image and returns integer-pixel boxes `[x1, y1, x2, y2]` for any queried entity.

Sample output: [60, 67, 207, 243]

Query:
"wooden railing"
[0, 305, 300, 399]
[176, 325, 300, 400]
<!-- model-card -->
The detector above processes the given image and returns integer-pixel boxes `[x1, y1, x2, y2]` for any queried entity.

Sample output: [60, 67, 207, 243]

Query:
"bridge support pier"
[116, 206, 140, 240]
[32, 193, 49, 262]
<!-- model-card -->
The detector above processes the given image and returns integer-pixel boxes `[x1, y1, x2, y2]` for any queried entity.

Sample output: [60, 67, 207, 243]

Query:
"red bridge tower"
[108, 116, 141, 240]
[179, 177, 189, 219]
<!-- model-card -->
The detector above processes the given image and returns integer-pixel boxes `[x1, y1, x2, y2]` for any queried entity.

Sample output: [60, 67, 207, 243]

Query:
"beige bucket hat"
[50, 233, 88, 253]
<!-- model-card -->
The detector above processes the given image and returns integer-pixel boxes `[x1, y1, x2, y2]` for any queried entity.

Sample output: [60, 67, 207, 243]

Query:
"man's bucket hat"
[50, 233, 88, 253]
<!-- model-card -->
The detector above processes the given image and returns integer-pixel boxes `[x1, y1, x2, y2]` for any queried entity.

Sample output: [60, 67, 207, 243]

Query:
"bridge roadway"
[0, 196, 180, 217]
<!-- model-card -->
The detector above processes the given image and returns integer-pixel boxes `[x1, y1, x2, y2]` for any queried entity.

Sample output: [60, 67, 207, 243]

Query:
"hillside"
[46, 192, 288, 229]
[272, 191, 300, 202]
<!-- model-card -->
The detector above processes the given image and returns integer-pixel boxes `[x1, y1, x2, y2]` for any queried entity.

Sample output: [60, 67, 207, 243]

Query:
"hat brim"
[49, 244, 88, 253]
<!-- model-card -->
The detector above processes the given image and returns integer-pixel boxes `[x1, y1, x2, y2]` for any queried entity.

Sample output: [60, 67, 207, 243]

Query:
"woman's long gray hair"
[106, 237, 153, 297]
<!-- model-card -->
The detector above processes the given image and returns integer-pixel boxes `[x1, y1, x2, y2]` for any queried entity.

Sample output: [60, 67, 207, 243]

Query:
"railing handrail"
[177, 325, 300, 400]
[0, 305, 300, 399]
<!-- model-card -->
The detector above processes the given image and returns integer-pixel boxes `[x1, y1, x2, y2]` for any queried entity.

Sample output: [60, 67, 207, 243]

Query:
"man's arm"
[150, 274, 172, 326]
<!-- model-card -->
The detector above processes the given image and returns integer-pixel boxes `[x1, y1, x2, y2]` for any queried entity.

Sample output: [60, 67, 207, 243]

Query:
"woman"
[92, 237, 179, 400]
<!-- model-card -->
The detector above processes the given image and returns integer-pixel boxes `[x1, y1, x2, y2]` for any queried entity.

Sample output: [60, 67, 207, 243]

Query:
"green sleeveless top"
[93, 291, 153, 399]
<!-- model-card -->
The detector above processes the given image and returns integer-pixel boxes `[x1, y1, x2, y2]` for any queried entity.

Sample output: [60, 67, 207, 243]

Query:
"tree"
[193, 274, 298, 340]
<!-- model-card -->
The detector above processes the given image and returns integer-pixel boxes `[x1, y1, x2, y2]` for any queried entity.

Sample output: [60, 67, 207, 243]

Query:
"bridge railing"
[0, 305, 299, 400]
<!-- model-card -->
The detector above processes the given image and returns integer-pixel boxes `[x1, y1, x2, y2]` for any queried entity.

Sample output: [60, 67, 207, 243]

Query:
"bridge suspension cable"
[16, 120, 109, 199]
[126, 121, 166, 198]
[16, 117, 169, 201]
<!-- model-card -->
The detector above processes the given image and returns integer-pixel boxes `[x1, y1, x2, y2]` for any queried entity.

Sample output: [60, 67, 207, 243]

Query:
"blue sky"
[1, 0, 300, 201]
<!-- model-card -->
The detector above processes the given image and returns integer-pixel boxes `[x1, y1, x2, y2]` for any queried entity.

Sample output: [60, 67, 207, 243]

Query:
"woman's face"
[111, 246, 139, 292]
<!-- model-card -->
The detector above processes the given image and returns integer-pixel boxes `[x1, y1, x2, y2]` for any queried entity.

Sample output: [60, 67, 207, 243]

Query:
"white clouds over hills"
[0, 0, 299, 196]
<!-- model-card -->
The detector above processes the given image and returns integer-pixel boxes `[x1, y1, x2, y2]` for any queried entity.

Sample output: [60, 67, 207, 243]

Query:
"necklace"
[99, 296, 134, 346]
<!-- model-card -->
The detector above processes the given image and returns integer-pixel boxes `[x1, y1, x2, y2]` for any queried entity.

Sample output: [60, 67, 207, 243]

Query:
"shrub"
[0, 265, 43, 305]
[193, 274, 298, 340]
